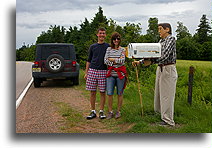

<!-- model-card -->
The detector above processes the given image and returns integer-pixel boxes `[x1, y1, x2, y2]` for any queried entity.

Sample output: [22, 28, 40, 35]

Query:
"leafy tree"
[16, 43, 27, 61]
[105, 19, 124, 45]
[176, 37, 201, 60]
[146, 17, 159, 42]
[195, 14, 211, 44]
[200, 41, 212, 60]
[50, 25, 65, 43]
[115, 25, 125, 36]
[36, 25, 65, 44]
[16, 44, 36, 61]
[105, 19, 117, 43]
[176, 21, 191, 40]
[91, 6, 108, 30]
[36, 31, 51, 43]
[64, 26, 79, 44]
[138, 34, 154, 43]
[122, 22, 142, 46]
[79, 18, 92, 41]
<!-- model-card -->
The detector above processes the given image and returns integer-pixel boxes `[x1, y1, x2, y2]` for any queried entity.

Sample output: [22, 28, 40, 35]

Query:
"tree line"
[16, 6, 212, 66]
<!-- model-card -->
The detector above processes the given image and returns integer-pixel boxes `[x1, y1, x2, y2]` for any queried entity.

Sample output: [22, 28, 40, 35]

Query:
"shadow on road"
[37, 79, 77, 88]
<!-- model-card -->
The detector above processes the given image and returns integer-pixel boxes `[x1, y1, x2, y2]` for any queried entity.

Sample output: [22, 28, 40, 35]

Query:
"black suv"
[32, 43, 80, 87]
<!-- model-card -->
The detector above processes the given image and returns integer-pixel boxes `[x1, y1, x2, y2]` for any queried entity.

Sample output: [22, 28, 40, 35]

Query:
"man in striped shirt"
[154, 23, 178, 126]
[133, 23, 178, 126]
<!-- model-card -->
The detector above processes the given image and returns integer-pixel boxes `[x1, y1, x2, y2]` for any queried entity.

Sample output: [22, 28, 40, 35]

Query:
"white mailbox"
[127, 43, 161, 58]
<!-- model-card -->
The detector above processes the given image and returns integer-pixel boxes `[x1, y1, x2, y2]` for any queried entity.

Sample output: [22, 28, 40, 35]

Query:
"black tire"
[46, 54, 65, 73]
[73, 76, 79, 85]
[34, 78, 41, 88]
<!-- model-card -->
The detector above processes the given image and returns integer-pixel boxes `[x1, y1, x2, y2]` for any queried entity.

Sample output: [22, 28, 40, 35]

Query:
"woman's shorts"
[106, 76, 126, 95]
[86, 68, 107, 92]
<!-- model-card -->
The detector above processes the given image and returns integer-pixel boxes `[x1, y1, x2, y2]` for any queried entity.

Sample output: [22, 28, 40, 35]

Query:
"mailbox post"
[188, 66, 195, 105]
[127, 43, 162, 116]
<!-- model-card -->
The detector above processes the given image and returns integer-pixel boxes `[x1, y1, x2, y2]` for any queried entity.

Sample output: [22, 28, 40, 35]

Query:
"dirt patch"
[16, 80, 115, 133]
[118, 123, 136, 133]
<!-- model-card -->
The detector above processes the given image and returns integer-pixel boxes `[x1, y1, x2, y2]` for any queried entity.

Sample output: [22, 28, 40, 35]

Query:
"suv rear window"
[41, 45, 71, 60]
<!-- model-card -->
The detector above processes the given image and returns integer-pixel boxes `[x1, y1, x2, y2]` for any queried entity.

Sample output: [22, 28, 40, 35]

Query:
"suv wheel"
[46, 54, 65, 73]
[34, 78, 41, 87]
[73, 76, 79, 85]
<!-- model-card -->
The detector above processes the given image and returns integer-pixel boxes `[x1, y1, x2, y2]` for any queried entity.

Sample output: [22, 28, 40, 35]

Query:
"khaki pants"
[154, 64, 178, 126]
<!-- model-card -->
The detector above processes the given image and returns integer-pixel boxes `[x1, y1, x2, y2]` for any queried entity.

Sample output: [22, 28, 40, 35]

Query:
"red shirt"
[106, 65, 127, 79]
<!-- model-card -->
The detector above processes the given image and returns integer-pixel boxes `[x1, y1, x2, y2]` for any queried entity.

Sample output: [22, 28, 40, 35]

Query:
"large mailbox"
[126, 43, 161, 59]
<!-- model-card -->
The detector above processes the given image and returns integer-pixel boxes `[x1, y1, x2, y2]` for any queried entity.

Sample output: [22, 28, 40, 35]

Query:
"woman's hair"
[158, 23, 172, 34]
[110, 32, 121, 49]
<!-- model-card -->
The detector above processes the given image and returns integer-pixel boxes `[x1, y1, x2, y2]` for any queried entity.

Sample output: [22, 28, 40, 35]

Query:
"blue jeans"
[106, 76, 126, 95]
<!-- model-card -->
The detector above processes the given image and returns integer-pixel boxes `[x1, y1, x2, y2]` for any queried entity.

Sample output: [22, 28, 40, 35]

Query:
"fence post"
[188, 66, 195, 105]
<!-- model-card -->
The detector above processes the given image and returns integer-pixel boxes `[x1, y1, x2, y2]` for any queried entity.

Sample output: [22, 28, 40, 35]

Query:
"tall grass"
[120, 60, 211, 133]
[78, 60, 211, 133]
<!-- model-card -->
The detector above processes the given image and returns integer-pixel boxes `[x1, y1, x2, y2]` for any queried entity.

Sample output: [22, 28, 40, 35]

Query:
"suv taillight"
[34, 61, 39, 67]
[72, 61, 76, 66]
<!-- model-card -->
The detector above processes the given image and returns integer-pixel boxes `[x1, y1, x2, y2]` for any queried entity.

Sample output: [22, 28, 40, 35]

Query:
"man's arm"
[85, 45, 93, 79]
[84, 62, 90, 79]
[132, 59, 152, 67]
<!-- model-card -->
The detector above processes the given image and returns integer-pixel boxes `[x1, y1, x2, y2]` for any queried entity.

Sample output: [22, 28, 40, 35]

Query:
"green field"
[77, 60, 211, 133]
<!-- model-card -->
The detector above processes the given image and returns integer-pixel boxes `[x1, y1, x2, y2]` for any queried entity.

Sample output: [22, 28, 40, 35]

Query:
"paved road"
[16, 61, 33, 100]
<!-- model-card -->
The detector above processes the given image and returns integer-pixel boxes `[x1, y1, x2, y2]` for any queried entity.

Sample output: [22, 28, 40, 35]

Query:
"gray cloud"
[112, 15, 149, 22]
[17, 0, 195, 13]
[16, 0, 210, 48]
[17, 22, 49, 29]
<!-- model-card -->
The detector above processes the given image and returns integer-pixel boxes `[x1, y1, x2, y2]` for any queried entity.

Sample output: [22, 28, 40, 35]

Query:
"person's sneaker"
[115, 111, 121, 119]
[107, 112, 114, 119]
[99, 111, 106, 119]
[86, 111, 96, 120]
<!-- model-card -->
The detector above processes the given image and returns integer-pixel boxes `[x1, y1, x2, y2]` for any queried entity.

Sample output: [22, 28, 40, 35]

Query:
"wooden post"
[188, 66, 195, 105]
[134, 61, 144, 117]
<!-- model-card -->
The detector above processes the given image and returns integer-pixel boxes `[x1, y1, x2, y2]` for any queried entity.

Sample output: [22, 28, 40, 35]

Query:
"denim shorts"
[106, 76, 126, 95]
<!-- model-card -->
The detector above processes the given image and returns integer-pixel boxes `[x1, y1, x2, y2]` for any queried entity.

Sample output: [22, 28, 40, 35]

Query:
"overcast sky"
[16, 0, 211, 48]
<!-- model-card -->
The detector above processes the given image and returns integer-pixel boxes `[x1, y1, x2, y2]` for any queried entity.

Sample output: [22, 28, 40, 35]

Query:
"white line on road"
[16, 78, 33, 109]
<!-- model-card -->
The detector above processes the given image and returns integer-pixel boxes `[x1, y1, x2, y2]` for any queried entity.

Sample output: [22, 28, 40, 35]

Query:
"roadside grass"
[59, 60, 211, 133]
[54, 102, 85, 132]
[120, 60, 211, 133]
[73, 71, 90, 99]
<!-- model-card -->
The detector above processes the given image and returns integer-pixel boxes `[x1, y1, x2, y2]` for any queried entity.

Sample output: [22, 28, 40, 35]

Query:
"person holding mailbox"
[104, 32, 127, 119]
[132, 23, 178, 126]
